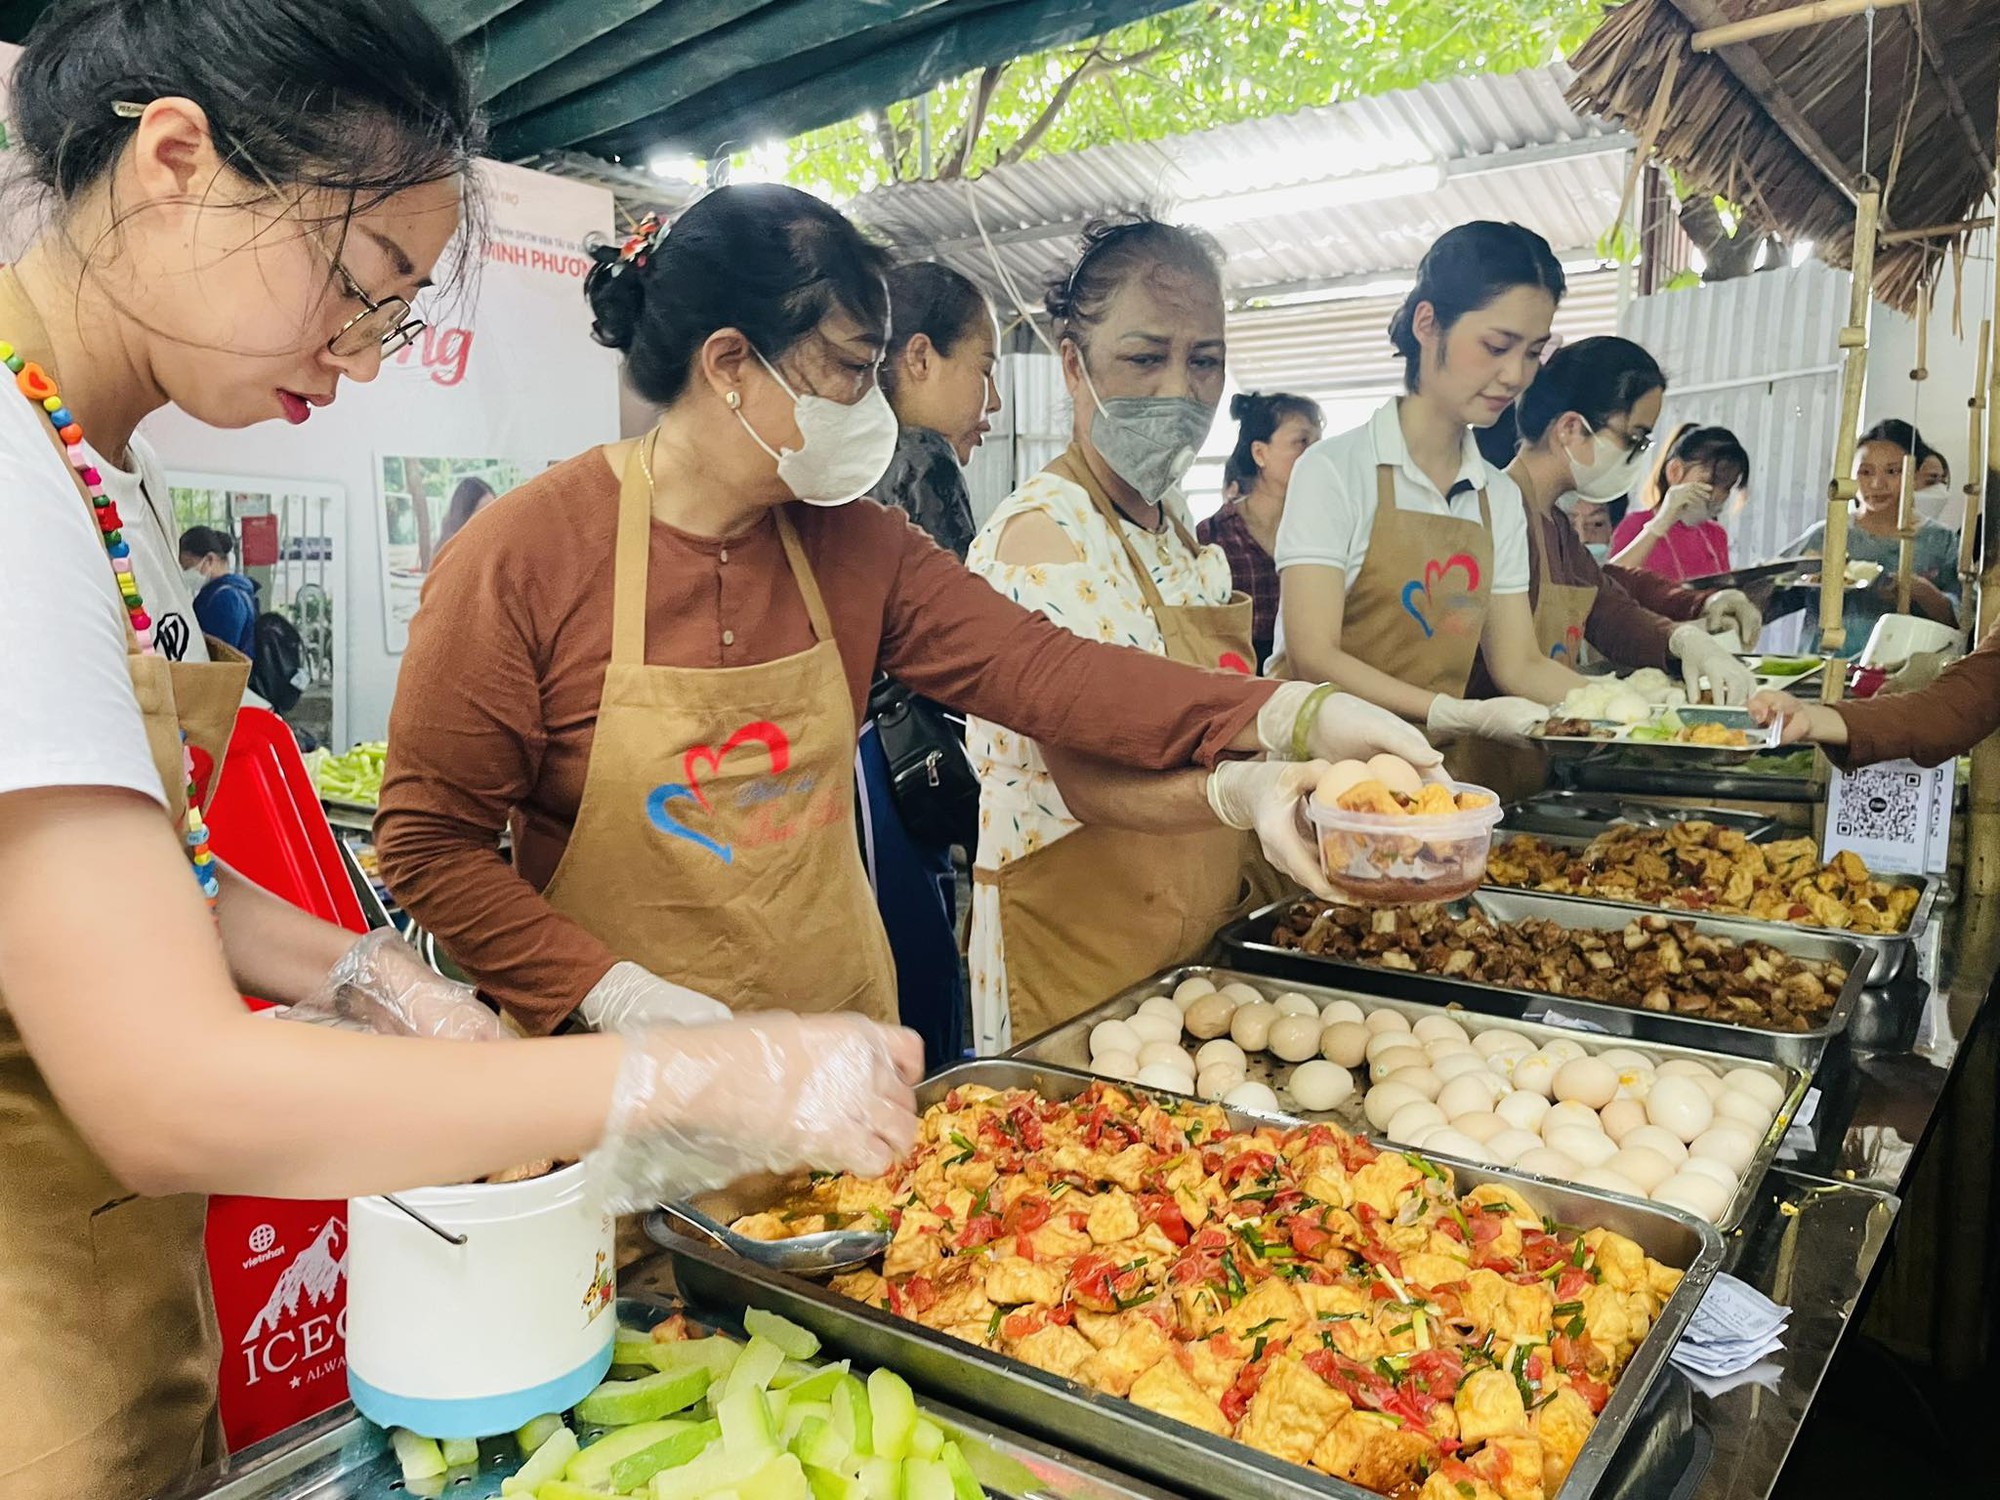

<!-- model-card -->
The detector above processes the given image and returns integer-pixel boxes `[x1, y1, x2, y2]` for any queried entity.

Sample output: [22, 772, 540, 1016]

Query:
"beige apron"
[537, 443, 896, 1022]
[974, 448, 1283, 1045]
[0, 276, 250, 1500]
[1458, 481, 1595, 801]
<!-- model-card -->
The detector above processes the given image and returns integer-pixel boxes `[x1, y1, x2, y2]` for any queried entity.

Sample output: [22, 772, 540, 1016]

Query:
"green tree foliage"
[783, 0, 1603, 199]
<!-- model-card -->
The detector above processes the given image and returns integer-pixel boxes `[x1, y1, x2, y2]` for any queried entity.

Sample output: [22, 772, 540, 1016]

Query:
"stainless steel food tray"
[657, 1059, 1724, 1500]
[1220, 891, 1870, 1071]
[160, 1297, 1177, 1500]
[1531, 707, 1776, 765]
[1484, 831, 1934, 984]
[1008, 965, 1808, 1233]
[1499, 791, 1782, 843]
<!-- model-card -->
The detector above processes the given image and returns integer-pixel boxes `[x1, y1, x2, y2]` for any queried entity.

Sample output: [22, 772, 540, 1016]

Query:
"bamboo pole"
[1958, 322, 1987, 594]
[1895, 276, 1930, 614]
[1967, 91, 2000, 896]
[1820, 188, 1881, 684]
[1882, 218, 1995, 246]
[1692, 0, 1912, 53]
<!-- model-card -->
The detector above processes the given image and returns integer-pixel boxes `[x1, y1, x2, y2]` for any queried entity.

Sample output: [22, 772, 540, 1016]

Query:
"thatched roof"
[1567, 0, 1998, 312]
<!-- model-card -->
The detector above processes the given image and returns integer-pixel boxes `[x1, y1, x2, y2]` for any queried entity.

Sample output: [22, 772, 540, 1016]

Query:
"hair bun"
[1230, 391, 1260, 421]
[583, 240, 645, 352]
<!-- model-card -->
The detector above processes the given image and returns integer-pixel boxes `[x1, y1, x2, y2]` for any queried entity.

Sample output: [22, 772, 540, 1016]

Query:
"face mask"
[1566, 420, 1651, 502]
[1914, 483, 1955, 527]
[1077, 360, 1215, 506]
[1585, 541, 1610, 562]
[182, 566, 209, 594]
[735, 348, 901, 506]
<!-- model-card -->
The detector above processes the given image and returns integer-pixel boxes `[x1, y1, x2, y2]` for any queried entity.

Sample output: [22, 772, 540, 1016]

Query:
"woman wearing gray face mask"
[961, 216, 1445, 1054]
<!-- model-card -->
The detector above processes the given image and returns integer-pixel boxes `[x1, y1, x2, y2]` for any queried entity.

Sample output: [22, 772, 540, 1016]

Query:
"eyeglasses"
[318, 243, 426, 358]
[1585, 417, 1653, 460]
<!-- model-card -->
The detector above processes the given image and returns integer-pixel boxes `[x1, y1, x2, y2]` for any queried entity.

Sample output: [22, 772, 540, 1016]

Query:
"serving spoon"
[647, 1202, 890, 1275]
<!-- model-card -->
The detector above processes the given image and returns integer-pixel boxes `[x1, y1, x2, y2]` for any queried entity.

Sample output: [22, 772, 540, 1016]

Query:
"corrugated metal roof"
[849, 64, 1633, 302]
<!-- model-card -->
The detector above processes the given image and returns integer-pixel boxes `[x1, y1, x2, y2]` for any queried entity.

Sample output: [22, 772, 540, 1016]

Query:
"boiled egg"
[1412, 1015, 1470, 1046]
[1437, 1073, 1505, 1120]
[1678, 1156, 1741, 1194]
[1654, 1059, 1716, 1081]
[1135, 996, 1184, 1026]
[1599, 1099, 1649, 1144]
[1384, 1065, 1444, 1102]
[1513, 1146, 1579, 1178]
[1369, 1045, 1429, 1081]
[1229, 1001, 1277, 1051]
[1363, 1082, 1426, 1131]
[1652, 1172, 1729, 1223]
[1183, 992, 1238, 1040]
[1134, 1063, 1194, 1094]
[1421, 1128, 1490, 1163]
[1196, 1064, 1245, 1101]
[1606, 1146, 1675, 1194]
[1542, 1100, 1604, 1138]
[1320, 1021, 1370, 1068]
[1366, 753, 1424, 800]
[1287, 1060, 1354, 1113]
[1269, 1014, 1323, 1063]
[1713, 1091, 1774, 1134]
[1473, 1030, 1536, 1060]
[1546, 1125, 1618, 1168]
[1495, 1090, 1552, 1134]
[1312, 760, 1374, 805]
[1273, 992, 1320, 1019]
[1320, 999, 1366, 1026]
[1451, 1111, 1508, 1144]
[1364, 1008, 1412, 1036]
[1485, 1128, 1543, 1166]
[1387, 1101, 1448, 1142]
[1619, 1125, 1689, 1165]
[1170, 976, 1218, 1009]
[1137, 1040, 1194, 1072]
[1089, 1019, 1142, 1059]
[1432, 1051, 1492, 1084]
[1688, 1125, 1759, 1173]
[1218, 982, 1267, 1006]
[1574, 1164, 1641, 1197]
[1553, 1058, 1619, 1110]
[1645, 1076, 1715, 1142]
[1538, 1040, 1588, 1067]
[1222, 1080, 1281, 1114]
[1723, 1069, 1786, 1111]
[1093, 1050, 1139, 1081]
[1194, 1038, 1247, 1072]
[1509, 1054, 1559, 1099]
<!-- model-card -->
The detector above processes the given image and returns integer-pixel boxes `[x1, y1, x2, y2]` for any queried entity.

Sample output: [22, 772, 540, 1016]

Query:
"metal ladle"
[647, 1203, 888, 1275]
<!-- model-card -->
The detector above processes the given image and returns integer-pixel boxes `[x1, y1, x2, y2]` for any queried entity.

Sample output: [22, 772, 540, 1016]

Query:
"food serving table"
[165, 871, 1993, 1500]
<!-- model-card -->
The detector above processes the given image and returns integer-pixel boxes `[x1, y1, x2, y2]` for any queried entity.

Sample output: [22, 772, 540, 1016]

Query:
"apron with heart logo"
[536, 444, 897, 1022]
[972, 448, 1284, 1048]
[0, 271, 247, 1499]
[1343, 464, 1497, 697]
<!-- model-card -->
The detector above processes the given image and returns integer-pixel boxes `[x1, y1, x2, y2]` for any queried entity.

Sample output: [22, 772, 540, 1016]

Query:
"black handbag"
[867, 674, 981, 850]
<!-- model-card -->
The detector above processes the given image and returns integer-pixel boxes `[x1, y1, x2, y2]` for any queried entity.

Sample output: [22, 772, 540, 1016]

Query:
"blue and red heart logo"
[1548, 624, 1584, 661]
[645, 720, 792, 865]
[1401, 553, 1482, 639]
[1218, 651, 1252, 675]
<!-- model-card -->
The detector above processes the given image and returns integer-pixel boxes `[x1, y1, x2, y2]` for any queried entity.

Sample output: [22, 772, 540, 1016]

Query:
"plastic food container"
[346, 1164, 616, 1438]
[1305, 778, 1503, 905]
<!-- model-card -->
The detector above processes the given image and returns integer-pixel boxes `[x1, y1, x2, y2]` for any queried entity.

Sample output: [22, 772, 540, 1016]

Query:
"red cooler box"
[202, 708, 367, 1450]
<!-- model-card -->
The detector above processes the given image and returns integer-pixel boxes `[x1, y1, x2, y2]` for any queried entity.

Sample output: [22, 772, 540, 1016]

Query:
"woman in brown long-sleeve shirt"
[375, 185, 1420, 1038]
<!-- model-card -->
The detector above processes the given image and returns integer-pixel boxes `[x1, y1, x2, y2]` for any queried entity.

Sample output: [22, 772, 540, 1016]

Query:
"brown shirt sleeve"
[867, 504, 1277, 766]
[1606, 562, 1711, 623]
[374, 505, 624, 1033]
[1833, 620, 2000, 768]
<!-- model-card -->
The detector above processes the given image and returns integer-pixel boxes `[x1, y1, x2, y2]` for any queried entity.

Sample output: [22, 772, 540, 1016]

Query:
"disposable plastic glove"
[1700, 588, 1762, 649]
[1257, 681, 1446, 776]
[1207, 760, 1336, 899]
[579, 960, 732, 1034]
[283, 928, 506, 1041]
[1670, 623, 1757, 707]
[588, 1014, 924, 1212]
[1424, 696, 1546, 747]
[1648, 480, 1712, 531]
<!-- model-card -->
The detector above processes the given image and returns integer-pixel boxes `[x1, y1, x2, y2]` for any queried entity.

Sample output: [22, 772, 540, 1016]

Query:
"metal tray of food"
[1531, 707, 1776, 764]
[1680, 556, 1820, 591]
[1483, 832, 1933, 985]
[1561, 750, 1824, 804]
[656, 1059, 1725, 1500]
[1009, 965, 1808, 1232]
[1740, 654, 1827, 691]
[1220, 892, 1870, 1071]
[160, 1296, 1178, 1500]
[1500, 792, 1782, 842]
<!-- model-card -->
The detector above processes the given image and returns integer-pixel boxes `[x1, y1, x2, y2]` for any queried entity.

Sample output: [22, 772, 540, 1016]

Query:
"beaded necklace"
[0, 337, 221, 910]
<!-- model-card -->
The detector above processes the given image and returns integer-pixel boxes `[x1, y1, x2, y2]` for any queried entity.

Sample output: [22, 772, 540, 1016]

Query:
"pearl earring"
[725, 391, 741, 409]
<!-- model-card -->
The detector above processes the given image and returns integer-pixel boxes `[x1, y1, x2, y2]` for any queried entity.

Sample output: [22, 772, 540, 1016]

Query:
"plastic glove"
[1257, 681, 1446, 777]
[587, 1014, 924, 1212]
[579, 960, 732, 1034]
[1650, 480, 1712, 530]
[1700, 589, 1762, 650]
[1207, 759, 1336, 899]
[1669, 623, 1757, 707]
[283, 928, 506, 1041]
[1424, 696, 1546, 747]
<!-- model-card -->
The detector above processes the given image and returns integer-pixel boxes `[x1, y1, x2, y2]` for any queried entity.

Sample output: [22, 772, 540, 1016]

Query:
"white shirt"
[1271, 398, 1530, 664]
[0, 386, 198, 804]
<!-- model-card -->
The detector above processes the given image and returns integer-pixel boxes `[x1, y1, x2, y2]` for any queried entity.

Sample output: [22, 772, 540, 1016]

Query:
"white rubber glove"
[588, 1015, 924, 1212]
[283, 928, 506, 1041]
[1425, 696, 1546, 747]
[1257, 681, 1445, 777]
[1700, 589, 1762, 650]
[1648, 480, 1711, 531]
[1670, 623, 1756, 707]
[1207, 759, 1336, 899]
[579, 960, 732, 1034]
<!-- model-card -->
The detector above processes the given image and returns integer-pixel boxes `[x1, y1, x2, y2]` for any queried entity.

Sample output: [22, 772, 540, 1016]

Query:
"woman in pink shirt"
[1609, 422, 1750, 582]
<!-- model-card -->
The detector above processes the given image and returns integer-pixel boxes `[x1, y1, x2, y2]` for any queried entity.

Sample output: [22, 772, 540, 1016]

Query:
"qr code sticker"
[1833, 767, 1925, 842]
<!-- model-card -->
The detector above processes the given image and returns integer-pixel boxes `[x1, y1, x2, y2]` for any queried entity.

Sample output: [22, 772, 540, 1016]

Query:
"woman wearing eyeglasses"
[1471, 338, 1758, 705]
[0, 7, 930, 1498]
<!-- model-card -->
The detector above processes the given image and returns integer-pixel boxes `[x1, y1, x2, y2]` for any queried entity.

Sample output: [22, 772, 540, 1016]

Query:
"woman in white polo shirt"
[1276, 222, 1588, 745]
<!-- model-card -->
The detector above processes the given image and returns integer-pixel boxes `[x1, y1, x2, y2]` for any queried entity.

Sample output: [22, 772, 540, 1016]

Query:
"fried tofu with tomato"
[1467, 1433, 1546, 1500]
[828, 1268, 888, 1308]
[1531, 1386, 1595, 1490]
[1401, 1252, 1474, 1292]
[1350, 1155, 1428, 1218]
[1079, 1315, 1174, 1397]
[1455, 1366, 1529, 1447]
[1219, 1279, 1306, 1345]
[1463, 1268, 1555, 1345]
[1236, 1356, 1352, 1465]
[1582, 1228, 1646, 1293]
[984, 1255, 1063, 1309]
[1178, 1332, 1248, 1401]
[1006, 1321, 1095, 1381]
[1128, 1353, 1231, 1436]
[1420, 1469, 1504, 1500]
[883, 1207, 946, 1278]
[921, 1256, 993, 1328]
[1310, 1410, 1437, 1492]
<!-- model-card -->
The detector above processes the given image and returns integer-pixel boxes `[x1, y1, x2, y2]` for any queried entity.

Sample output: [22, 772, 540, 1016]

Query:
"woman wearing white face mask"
[963, 217, 1443, 1052]
[378, 191, 1419, 1041]
[1468, 338, 1758, 708]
